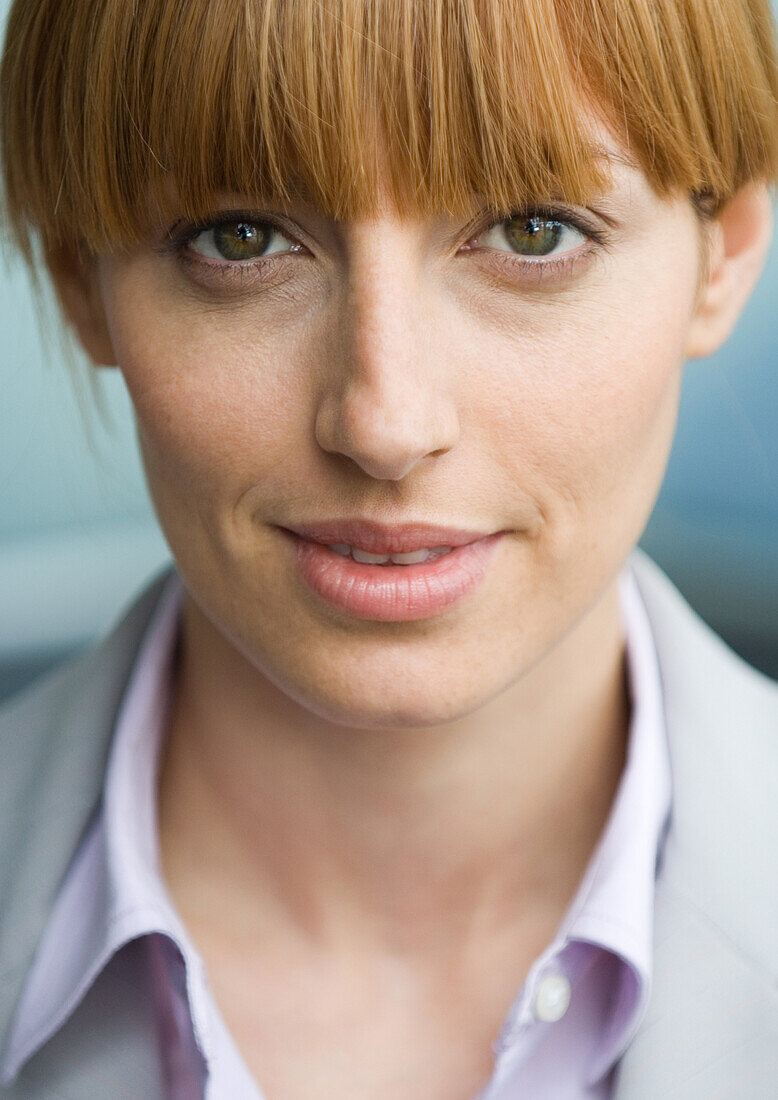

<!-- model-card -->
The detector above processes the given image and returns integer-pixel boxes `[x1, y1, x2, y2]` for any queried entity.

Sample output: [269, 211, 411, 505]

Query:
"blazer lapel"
[3, 939, 168, 1100]
[612, 550, 778, 1097]
[0, 565, 175, 1099]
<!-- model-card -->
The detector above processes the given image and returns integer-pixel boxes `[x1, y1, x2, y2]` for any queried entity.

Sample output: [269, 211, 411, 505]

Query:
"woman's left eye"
[187, 219, 298, 262]
[474, 212, 588, 259]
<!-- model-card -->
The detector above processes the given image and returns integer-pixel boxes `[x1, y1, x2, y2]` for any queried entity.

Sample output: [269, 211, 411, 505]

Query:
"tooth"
[352, 547, 391, 564]
[389, 549, 431, 564]
[326, 543, 352, 557]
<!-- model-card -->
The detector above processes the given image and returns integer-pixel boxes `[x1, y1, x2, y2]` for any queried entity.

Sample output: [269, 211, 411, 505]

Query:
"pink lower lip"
[280, 530, 505, 621]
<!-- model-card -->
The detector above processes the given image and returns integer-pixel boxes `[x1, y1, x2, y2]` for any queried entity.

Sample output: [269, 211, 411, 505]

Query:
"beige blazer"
[0, 548, 776, 1098]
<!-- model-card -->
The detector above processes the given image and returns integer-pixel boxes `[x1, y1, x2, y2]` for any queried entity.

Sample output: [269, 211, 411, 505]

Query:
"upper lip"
[280, 519, 497, 554]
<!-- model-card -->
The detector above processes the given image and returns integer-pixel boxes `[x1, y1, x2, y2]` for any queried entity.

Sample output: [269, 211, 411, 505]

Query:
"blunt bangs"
[2, 0, 778, 265]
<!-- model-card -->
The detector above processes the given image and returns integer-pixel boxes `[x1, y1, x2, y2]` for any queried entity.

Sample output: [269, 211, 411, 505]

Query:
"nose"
[313, 222, 460, 481]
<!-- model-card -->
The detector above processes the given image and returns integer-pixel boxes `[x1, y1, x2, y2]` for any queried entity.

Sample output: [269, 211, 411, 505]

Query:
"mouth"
[278, 527, 506, 621]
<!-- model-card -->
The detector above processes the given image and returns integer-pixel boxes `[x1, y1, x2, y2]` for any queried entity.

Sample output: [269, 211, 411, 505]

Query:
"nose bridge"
[346, 228, 417, 378]
[340, 210, 416, 320]
[314, 221, 459, 481]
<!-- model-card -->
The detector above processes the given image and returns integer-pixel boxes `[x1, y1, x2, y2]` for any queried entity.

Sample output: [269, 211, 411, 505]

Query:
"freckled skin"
[96, 159, 691, 732]
[61, 109, 771, 1097]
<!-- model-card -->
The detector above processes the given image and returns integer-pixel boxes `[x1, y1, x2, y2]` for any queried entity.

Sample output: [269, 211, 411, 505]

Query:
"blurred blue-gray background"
[1, 0, 777, 702]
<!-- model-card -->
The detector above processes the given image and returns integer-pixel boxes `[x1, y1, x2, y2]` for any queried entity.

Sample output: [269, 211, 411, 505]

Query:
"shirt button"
[533, 972, 571, 1022]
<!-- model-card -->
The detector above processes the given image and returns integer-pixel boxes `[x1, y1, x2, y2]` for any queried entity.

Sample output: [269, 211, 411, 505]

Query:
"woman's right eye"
[187, 219, 299, 263]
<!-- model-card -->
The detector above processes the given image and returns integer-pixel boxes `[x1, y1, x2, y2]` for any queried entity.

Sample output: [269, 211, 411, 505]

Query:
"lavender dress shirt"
[1, 564, 671, 1099]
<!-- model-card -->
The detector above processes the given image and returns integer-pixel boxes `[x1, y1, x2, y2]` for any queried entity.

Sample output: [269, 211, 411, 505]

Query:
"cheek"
[471, 261, 695, 553]
[105, 289, 312, 518]
[527, 310, 680, 485]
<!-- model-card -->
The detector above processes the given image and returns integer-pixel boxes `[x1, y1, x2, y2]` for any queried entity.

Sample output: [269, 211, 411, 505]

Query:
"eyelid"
[469, 205, 610, 250]
[157, 210, 303, 256]
[456, 205, 613, 289]
[160, 204, 609, 252]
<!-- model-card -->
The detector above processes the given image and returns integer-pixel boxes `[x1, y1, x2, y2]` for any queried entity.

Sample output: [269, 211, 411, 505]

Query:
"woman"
[0, 0, 777, 1097]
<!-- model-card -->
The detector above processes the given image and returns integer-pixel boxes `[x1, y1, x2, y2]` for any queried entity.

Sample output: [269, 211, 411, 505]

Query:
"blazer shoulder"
[0, 563, 176, 770]
[616, 552, 778, 1097]
[629, 548, 778, 975]
[630, 547, 778, 712]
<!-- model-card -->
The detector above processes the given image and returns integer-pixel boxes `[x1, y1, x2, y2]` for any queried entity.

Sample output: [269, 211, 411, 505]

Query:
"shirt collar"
[103, 568, 184, 927]
[578, 562, 672, 1081]
[499, 562, 672, 1085]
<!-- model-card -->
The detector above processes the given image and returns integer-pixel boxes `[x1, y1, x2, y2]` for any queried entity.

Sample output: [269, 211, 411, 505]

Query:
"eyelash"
[158, 206, 609, 287]
[465, 206, 609, 283]
[157, 213, 298, 287]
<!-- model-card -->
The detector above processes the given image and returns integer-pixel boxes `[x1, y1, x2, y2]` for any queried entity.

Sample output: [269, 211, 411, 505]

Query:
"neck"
[157, 579, 629, 964]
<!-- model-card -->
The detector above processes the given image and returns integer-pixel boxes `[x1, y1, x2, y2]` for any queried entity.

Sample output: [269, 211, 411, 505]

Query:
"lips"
[279, 523, 506, 620]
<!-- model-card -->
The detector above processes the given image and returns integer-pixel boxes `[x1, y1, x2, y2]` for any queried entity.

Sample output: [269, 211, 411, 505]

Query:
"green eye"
[207, 221, 272, 261]
[474, 209, 590, 262]
[504, 216, 565, 256]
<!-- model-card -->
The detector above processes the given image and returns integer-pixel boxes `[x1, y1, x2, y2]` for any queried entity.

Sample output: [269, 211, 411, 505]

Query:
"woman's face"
[92, 121, 706, 729]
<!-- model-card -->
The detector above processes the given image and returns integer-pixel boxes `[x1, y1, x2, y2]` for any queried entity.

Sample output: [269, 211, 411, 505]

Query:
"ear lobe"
[684, 182, 774, 360]
[45, 244, 118, 367]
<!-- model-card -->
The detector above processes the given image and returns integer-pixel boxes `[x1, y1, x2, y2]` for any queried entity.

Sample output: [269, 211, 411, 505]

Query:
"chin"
[288, 671, 498, 731]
